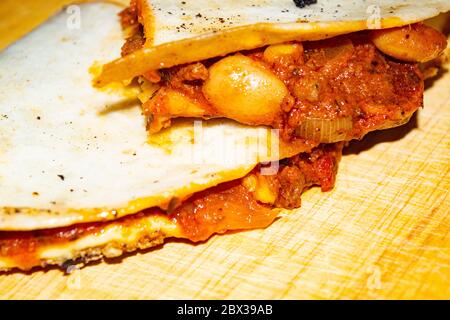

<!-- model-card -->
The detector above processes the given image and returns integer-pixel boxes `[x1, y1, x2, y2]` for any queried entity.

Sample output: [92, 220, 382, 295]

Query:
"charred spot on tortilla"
[293, 0, 317, 9]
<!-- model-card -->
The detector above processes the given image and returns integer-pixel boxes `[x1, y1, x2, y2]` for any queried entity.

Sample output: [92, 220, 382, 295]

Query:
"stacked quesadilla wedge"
[0, 0, 448, 271]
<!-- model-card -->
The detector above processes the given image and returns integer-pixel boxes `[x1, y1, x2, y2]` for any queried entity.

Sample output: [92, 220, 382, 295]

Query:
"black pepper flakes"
[57, 174, 65, 181]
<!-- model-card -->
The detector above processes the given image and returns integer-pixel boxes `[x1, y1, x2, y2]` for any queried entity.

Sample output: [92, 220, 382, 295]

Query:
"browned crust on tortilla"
[0, 230, 166, 273]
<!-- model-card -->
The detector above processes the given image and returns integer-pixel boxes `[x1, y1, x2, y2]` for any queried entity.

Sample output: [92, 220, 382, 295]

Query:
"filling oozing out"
[0, 143, 342, 269]
[119, 4, 446, 144]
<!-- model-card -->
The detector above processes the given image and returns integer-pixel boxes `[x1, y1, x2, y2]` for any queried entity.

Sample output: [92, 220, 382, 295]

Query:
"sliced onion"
[295, 117, 353, 143]
[376, 114, 413, 131]
[322, 37, 354, 62]
[306, 36, 354, 69]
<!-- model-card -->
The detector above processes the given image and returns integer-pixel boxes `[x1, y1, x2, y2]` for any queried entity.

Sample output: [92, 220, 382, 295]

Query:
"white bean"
[203, 55, 288, 125]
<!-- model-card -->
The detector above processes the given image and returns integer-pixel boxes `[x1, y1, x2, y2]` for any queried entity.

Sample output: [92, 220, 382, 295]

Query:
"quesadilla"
[0, 142, 343, 271]
[0, 1, 448, 271]
[95, 0, 448, 143]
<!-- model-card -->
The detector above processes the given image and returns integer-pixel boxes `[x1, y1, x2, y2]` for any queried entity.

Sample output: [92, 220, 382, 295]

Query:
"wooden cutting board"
[0, 1, 449, 300]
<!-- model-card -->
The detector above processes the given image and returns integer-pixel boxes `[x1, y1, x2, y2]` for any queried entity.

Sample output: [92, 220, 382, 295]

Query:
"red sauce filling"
[147, 35, 422, 141]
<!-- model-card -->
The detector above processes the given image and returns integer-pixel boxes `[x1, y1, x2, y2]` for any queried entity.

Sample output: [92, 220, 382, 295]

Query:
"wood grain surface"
[0, 1, 449, 300]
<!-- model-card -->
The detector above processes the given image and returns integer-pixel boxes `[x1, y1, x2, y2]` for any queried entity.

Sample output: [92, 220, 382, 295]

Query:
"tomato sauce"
[119, 1, 145, 57]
